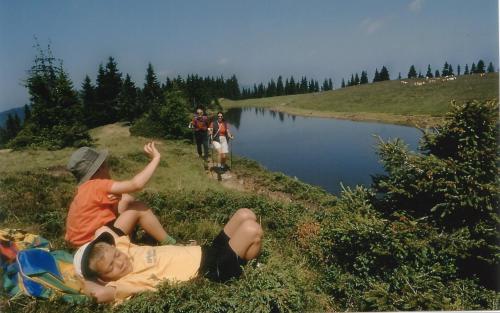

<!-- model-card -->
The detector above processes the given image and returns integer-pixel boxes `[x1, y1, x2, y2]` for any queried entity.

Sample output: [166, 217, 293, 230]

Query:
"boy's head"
[67, 147, 109, 184]
[73, 232, 132, 282]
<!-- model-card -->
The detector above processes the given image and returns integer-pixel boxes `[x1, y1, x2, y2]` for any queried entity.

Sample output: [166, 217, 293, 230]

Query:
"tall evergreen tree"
[10, 43, 90, 149]
[487, 62, 495, 73]
[354, 73, 360, 85]
[360, 71, 368, 84]
[276, 76, 284, 96]
[95, 57, 123, 125]
[398, 72, 401, 80]
[464, 64, 469, 75]
[442, 61, 449, 76]
[448, 64, 454, 75]
[407, 65, 417, 79]
[457, 64, 461, 76]
[142, 63, 162, 107]
[328, 78, 333, 90]
[118, 74, 140, 122]
[373, 69, 380, 82]
[435, 70, 440, 77]
[426, 65, 433, 78]
[289, 76, 296, 94]
[379, 66, 390, 81]
[81, 75, 97, 127]
[470, 62, 476, 74]
[476, 60, 485, 73]
[341, 78, 346, 88]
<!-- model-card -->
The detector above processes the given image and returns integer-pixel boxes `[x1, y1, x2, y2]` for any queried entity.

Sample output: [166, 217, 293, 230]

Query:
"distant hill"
[0, 106, 25, 128]
[221, 73, 499, 126]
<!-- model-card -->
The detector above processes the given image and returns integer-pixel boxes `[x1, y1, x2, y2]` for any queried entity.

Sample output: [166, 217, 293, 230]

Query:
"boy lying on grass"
[74, 208, 263, 303]
[65, 142, 176, 248]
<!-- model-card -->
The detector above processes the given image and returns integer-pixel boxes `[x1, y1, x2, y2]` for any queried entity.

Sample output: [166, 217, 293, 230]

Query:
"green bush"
[130, 90, 191, 140]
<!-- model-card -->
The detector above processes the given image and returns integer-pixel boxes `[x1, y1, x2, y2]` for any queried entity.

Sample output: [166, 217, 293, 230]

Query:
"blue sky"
[0, 0, 498, 111]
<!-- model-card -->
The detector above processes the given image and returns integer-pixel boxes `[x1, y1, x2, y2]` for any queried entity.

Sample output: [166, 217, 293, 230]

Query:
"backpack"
[0, 229, 89, 304]
[3, 249, 88, 304]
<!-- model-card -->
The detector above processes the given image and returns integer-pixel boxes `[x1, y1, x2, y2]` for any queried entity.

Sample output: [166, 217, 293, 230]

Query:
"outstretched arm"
[109, 142, 161, 195]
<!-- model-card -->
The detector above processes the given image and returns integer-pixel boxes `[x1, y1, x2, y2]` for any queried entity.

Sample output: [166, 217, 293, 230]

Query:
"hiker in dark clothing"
[189, 108, 209, 162]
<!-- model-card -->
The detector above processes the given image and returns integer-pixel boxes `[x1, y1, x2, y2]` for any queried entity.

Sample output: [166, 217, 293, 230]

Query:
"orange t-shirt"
[65, 179, 119, 247]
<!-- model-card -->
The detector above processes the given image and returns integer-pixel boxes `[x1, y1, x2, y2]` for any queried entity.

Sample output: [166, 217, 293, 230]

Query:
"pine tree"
[379, 66, 390, 81]
[328, 78, 333, 90]
[457, 65, 461, 76]
[350, 74, 355, 86]
[471, 62, 476, 74]
[476, 60, 485, 73]
[314, 80, 319, 92]
[95, 57, 122, 125]
[360, 71, 369, 84]
[341, 78, 346, 88]
[10, 43, 90, 149]
[442, 61, 449, 76]
[407, 65, 417, 79]
[398, 72, 401, 80]
[354, 73, 360, 85]
[118, 74, 140, 122]
[23, 104, 31, 123]
[426, 65, 433, 78]
[81, 75, 97, 127]
[448, 64, 454, 75]
[322, 79, 329, 91]
[487, 62, 495, 73]
[143, 63, 162, 107]
[464, 64, 469, 75]
[435, 70, 440, 77]
[289, 76, 296, 94]
[276, 76, 284, 96]
[373, 69, 380, 82]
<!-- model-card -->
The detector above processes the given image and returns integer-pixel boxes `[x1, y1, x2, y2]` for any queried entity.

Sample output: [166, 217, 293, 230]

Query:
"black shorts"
[105, 220, 126, 237]
[198, 231, 247, 282]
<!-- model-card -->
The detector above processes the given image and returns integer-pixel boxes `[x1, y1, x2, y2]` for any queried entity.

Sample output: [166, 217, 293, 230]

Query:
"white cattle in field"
[401, 81, 408, 85]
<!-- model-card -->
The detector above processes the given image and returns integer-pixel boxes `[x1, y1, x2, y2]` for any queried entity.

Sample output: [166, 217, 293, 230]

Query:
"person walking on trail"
[189, 107, 209, 162]
[65, 142, 177, 248]
[74, 208, 263, 303]
[209, 111, 233, 172]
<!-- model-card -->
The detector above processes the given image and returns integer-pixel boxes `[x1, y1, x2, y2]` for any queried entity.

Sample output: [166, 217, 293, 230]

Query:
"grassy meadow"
[221, 73, 499, 126]
[0, 124, 335, 312]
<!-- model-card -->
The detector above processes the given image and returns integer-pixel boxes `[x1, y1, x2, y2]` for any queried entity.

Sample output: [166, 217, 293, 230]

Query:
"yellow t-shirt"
[106, 236, 202, 302]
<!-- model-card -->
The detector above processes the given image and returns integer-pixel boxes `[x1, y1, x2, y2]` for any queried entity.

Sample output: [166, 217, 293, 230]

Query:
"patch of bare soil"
[205, 160, 293, 203]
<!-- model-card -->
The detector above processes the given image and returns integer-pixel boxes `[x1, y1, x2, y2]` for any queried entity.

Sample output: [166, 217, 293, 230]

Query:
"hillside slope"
[222, 73, 498, 126]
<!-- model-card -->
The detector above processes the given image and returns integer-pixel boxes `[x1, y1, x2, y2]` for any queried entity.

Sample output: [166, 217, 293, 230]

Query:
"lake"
[223, 107, 422, 195]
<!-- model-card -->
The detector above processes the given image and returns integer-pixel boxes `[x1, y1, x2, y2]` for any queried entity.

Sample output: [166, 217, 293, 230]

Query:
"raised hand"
[144, 142, 161, 160]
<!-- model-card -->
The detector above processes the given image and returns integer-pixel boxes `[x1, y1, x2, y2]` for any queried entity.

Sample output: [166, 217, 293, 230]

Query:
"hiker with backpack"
[65, 142, 176, 248]
[189, 107, 209, 162]
[74, 208, 263, 303]
[208, 111, 234, 172]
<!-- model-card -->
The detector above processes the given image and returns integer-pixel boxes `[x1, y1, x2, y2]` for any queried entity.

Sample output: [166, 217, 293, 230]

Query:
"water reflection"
[224, 107, 421, 195]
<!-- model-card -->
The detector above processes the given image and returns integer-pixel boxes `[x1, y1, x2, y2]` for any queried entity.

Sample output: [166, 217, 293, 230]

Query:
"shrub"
[130, 90, 191, 140]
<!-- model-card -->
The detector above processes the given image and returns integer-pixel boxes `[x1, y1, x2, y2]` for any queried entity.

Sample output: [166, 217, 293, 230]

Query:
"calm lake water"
[224, 107, 421, 195]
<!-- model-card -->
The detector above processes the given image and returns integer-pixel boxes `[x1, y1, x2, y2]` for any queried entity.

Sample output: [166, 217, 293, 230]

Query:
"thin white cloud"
[409, 0, 424, 13]
[217, 58, 229, 65]
[360, 18, 384, 34]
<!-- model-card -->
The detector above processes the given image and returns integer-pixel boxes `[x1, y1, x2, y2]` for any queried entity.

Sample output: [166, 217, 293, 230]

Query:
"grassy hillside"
[222, 73, 498, 126]
[0, 124, 334, 312]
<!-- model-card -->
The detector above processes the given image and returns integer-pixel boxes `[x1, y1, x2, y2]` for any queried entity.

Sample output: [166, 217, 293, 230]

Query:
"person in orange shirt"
[208, 111, 234, 172]
[65, 142, 175, 247]
[74, 208, 263, 303]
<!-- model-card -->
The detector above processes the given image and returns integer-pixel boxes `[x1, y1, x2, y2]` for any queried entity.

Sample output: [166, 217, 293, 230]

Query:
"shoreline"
[220, 101, 444, 128]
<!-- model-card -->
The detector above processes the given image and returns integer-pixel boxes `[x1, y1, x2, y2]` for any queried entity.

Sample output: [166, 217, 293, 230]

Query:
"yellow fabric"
[106, 236, 202, 302]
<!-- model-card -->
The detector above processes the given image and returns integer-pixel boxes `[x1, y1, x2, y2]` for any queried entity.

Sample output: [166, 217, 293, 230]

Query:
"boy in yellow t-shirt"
[74, 209, 263, 303]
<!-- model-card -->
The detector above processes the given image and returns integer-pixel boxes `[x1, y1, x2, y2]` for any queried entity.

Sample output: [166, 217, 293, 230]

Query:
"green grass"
[0, 123, 333, 312]
[221, 73, 498, 126]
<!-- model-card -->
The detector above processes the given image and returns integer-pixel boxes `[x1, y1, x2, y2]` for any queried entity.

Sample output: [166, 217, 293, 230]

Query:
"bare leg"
[228, 220, 263, 260]
[114, 201, 168, 242]
[223, 208, 257, 238]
